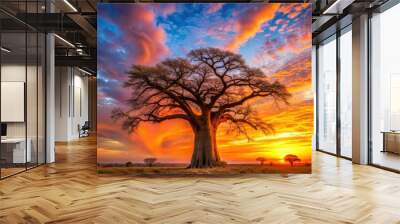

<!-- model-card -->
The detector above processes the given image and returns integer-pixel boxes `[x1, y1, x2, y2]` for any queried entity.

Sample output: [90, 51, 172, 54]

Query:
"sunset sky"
[97, 3, 313, 164]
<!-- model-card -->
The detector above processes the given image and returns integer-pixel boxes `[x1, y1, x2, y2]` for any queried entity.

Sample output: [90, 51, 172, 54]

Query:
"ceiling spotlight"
[1, 47, 11, 53]
[54, 34, 75, 48]
[323, 0, 355, 15]
[78, 67, 93, 76]
[63, 0, 78, 12]
[76, 48, 85, 55]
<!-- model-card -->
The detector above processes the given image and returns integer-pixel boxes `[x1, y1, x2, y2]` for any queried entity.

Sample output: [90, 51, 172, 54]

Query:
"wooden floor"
[1, 136, 400, 224]
[372, 150, 400, 171]
[0, 167, 26, 178]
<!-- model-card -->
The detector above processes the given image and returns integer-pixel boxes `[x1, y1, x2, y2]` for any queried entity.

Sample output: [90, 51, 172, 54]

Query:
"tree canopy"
[112, 47, 290, 138]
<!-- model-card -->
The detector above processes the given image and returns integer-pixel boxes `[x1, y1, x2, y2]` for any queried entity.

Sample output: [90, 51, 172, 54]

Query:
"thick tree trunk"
[188, 119, 220, 168]
[212, 128, 220, 162]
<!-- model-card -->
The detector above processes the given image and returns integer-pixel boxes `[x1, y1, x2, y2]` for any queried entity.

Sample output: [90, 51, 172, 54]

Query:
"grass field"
[97, 163, 311, 176]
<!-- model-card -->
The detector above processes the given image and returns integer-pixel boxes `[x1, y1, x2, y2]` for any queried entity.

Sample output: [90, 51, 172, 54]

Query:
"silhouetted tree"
[113, 48, 290, 168]
[284, 154, 301, 166]
[144, 158, 157, 167]
[256, 157, 266, 165]
[125, 161, 133, 167]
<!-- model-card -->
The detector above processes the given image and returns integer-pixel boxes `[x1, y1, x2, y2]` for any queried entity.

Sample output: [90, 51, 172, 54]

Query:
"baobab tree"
[256, 157, 266, 165]
[284, 154, 301, 166]
[144, 158, 157, 167]
[112, 48, 290, 168]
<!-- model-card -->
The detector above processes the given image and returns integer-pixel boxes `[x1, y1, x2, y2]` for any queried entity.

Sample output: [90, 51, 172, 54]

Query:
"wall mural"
[97, 3, 313, 175]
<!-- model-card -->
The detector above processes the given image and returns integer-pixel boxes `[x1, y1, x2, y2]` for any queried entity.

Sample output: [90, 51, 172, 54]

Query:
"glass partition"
[38, 32, 45, 165]
[339, 28, 352, 158]
[1, 31, 27, 177]
[317, 36, 337, 154]
[27, 31, 38, 169]
[0, 1, 46, 179]
[371, 4, 400, 171]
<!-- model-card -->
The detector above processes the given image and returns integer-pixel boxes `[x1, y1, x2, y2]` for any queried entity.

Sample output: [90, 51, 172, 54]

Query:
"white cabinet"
[1, 138, 32, 163]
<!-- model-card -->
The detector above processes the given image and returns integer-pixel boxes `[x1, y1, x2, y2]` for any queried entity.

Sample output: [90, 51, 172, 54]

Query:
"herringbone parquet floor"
[1, 136, 400, 224]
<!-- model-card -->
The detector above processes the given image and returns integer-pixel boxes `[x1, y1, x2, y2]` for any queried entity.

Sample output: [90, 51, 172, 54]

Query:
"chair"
[79, 121, 90, 138]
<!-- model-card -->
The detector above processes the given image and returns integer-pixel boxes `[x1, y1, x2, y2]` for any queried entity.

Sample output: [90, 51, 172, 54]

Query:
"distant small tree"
[284, 154, 301, 166]
[125, 161, 133, 167]
[144, 158, 157, 167]
[256, 157, 266, 165]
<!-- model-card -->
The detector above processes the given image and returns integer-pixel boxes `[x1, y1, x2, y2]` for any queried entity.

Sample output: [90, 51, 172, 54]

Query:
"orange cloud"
[100, 4, 169, 66]
[278, 4, 293, 14]
[278, 3, 309, 19]
[276, 33, 311, 55]
[225, 4, 280, 51]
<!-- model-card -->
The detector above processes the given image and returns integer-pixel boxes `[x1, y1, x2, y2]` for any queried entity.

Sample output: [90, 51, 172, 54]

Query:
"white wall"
[72, 73, 89, 138]
[1, 65, 42, 137]
[1, 65, 26, 138]
[55, 67, 70, 141]
[55, 67, 89, 141]
[1, 63, 46, 164]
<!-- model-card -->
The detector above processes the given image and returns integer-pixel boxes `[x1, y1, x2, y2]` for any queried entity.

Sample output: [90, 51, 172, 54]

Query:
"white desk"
[1, 138, 31, 163]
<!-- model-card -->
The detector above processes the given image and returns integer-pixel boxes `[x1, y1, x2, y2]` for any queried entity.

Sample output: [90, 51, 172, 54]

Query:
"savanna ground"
[97, 163, 311, 176]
